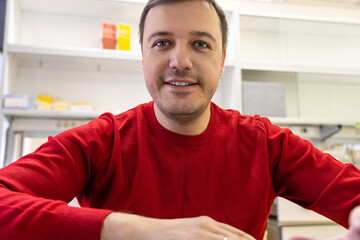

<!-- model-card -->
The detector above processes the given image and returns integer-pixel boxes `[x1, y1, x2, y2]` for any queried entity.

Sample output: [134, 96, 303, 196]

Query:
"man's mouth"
[166, 82, 197, 86]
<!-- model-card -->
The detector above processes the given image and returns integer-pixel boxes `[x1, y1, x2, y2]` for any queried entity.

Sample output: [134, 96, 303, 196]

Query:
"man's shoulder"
[99, 102, 152, 131]
[211, 102, 270, 128]
[113, 102, 150, 120]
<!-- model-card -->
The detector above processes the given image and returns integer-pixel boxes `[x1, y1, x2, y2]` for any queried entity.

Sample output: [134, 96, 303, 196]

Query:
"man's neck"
[153, 103, 211, 136]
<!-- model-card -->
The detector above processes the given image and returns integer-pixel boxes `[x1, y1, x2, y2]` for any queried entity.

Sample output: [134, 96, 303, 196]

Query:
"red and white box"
[3, 94, 32, 109]
[102, 23, 116, 50]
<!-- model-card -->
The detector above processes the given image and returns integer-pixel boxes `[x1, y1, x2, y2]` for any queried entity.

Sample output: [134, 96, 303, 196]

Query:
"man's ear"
[220, 48, 227, 75]
[141, 49, 145, 72]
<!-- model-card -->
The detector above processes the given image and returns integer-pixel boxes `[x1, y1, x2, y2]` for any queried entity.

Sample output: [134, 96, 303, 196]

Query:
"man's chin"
[156, 101, 209, 122]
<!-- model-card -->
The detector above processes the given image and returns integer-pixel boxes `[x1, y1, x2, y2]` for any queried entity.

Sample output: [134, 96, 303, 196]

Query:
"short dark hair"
[139, 0, 228, 51]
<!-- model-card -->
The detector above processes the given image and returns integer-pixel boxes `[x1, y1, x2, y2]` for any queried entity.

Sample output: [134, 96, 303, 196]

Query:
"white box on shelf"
[70, 103, 94, 112]
[3, 94, 32, 109]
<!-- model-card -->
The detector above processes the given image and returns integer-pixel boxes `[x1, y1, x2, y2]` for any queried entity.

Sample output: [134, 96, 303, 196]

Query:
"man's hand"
[101, 212, 256, 240]
[289, 206, 360, 240]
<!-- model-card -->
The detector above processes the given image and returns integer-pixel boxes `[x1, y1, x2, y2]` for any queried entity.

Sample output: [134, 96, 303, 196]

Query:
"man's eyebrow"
[190, 31, 216, 42]
[147, 31, 173, 43]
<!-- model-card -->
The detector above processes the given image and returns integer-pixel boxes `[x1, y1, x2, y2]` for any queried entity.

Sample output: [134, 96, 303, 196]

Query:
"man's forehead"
[142, 0, 222, 48]
[144, 0, 219, 30]
[149, 0, 213, 8]
[146, 0, 216, 19]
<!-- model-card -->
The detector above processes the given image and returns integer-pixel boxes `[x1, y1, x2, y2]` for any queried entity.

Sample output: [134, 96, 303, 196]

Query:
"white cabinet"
[238, 13, 360, 122]
[1, 0, 149, 114]
[267, 197, 348, 240]
[268, 218, 348, 240]
[0, 0, 142, 164]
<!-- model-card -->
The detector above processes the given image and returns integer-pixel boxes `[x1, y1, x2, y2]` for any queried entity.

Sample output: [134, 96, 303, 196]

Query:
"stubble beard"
[156, 96, 210, 125]
[152, 69, 216, 125]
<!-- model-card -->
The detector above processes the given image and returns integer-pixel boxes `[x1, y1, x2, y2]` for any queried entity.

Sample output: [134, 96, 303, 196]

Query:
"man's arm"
[0, 114, 117, 240]
[101, 212, 256, 240]
[0, 137, 112, 240]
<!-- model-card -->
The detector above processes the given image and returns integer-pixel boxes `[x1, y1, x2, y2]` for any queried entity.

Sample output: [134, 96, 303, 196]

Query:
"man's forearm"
[101, 212, 256, 240]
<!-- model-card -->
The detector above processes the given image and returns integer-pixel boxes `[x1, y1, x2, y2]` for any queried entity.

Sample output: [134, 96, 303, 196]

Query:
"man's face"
[142, 0, 226, 122]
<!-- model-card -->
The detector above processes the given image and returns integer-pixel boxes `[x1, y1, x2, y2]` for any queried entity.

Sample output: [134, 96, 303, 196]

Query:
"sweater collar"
[145, 101, 217, 145]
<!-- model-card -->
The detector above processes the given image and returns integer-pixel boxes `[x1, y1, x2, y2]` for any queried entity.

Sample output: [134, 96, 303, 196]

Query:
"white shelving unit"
[0, 0, 240, 166]
[0, 0, 148, 165]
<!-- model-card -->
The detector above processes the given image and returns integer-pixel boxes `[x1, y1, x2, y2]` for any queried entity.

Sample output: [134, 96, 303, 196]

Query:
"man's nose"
[168, 43, 193, 70]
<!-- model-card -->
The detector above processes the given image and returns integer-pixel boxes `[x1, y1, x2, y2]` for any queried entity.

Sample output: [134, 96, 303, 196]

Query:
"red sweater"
[0, 102, 359, 240]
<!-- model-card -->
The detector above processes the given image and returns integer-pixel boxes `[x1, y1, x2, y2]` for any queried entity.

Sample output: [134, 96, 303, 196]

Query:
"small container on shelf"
[117, 23, 131, 51]
[35, 94, 68, 110]
[70, 102, 93, 112]
[3, 94, 32, 109]
[102, 23, 117, 50]
[36, 94, 53, 110]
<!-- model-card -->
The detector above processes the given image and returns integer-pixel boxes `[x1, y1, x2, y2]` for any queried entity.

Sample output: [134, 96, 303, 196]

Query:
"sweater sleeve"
[262, 117, 360, 228]
[0, 113, 117, 240]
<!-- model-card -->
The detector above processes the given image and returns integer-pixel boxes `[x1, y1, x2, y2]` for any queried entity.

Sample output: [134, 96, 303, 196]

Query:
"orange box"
[102, 23, 116, 49]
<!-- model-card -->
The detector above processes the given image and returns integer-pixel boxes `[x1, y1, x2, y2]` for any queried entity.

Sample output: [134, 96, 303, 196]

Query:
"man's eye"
[194, 41, 209, 49]
[154, 40, 170, 47]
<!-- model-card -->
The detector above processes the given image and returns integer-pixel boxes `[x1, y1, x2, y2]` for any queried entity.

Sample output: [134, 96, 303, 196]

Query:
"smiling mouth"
[166, 82, 197, 86]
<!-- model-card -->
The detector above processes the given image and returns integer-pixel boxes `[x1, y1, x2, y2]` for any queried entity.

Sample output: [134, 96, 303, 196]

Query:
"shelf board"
[239, 59, 360, 76]
[5, 44, 144, 73]
[6, 44, 142, 61]
[2, 109, 103, 120]
[269, 116, 359, 127]
[2, 109, 358, 128]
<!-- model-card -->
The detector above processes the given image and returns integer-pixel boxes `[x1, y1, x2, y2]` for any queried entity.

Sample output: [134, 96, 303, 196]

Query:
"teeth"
[169, 82, 192, 86]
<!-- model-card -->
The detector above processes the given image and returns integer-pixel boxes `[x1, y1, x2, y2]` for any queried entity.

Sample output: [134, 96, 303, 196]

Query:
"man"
[0, 0, 359, 240]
